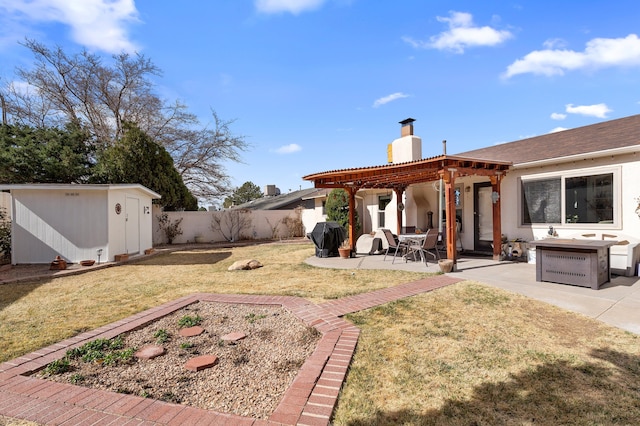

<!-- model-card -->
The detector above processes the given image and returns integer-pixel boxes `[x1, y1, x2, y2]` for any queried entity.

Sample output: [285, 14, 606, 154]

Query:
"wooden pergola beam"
[303, 154, 511, 257]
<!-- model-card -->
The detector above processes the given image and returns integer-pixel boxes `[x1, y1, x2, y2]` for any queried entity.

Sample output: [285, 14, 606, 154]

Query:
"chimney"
[399, 118, 415, 137]
[264, 185, 277, 196]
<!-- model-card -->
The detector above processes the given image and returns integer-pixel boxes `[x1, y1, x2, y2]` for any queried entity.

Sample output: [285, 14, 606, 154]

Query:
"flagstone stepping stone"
[134, 345, 166, 360]
[221, 331, 247, 342]
[179, 326, 205, 337]
[185, 355, 219, 371]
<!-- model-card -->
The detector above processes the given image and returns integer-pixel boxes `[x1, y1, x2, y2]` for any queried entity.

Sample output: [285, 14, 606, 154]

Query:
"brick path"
[0, 275, 460, 425]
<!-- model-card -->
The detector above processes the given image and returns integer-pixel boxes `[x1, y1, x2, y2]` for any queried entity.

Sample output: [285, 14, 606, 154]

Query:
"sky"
[1, 0, 640, 200]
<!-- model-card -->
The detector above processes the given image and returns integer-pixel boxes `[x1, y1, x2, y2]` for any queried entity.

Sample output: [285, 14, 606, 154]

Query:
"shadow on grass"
[134, 250, 233, 266]
[346, 347, 640, 425]
[0, 280, 48, 313]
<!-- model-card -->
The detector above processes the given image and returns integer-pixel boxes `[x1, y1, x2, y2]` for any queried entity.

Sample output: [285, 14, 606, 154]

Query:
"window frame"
[519, 166, 620, 228]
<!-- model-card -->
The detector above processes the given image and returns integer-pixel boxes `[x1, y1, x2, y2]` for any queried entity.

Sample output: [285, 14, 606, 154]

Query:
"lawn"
[2, 242, 639, 425]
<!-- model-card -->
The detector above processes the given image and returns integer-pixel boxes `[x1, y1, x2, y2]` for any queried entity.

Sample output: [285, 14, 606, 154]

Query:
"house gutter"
[511, 145, 640, 169]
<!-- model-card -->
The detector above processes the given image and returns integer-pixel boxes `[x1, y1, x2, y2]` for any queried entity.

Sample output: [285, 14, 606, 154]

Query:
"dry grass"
[2, 242, 640, 425]
[0, 242, 424, 363]
[335, 282, 640, 425]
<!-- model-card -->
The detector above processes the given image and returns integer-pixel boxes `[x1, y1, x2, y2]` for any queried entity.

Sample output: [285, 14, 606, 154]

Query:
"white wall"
[11, 189, 108, 264]
[502, 152, 640, 241]
[153, 208, 305, 245]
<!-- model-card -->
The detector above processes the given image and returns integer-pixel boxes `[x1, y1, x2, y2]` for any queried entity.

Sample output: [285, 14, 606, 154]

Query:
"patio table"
[399, 234, 427, 262]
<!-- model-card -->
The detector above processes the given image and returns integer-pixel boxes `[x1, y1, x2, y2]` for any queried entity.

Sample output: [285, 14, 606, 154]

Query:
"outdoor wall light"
[491, 191, 500, 204]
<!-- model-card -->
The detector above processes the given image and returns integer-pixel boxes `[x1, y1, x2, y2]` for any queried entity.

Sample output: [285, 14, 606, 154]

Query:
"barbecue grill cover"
[310, 221, 346, 258]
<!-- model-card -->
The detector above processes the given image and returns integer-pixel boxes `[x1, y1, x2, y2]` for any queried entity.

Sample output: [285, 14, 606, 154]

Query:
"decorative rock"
[134, 345, 166, 360]
[179, 326, 205, 337]
[227, 259, 263, 271]
[221, 332, 247, 342]
[185, 355, 219, 371]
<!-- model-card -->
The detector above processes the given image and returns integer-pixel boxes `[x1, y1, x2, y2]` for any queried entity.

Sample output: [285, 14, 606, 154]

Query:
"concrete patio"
[305, 253, 640, 335]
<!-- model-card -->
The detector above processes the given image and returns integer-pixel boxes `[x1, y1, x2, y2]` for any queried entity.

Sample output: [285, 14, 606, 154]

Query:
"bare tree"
[210, 209, 253, 242]
[2, 39, 248, 202]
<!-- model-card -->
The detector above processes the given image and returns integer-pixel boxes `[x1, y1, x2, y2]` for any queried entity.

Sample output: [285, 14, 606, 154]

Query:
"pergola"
[303, 154, 511, 265]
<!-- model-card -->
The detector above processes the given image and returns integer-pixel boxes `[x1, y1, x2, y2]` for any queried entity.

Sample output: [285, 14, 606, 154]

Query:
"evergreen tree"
[325, 188, 360, 236]
[93, 123, 197, 210]
[0, 123, 94, 183]
[223, 181, 263, 208]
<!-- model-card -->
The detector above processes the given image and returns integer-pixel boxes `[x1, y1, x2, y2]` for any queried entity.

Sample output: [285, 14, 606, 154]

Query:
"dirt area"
[36, 301, 321, 419]
[0, 262, 111, 284]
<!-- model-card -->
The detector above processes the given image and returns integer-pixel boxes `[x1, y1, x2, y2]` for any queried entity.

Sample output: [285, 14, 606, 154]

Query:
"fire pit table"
[530, 238, 617, 290]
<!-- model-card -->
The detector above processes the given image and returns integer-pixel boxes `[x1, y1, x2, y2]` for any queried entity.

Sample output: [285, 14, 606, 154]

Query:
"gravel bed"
[37, 302, 321, 419]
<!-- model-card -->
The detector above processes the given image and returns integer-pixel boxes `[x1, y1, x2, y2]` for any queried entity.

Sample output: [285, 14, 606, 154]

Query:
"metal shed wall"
[4, 184, 158, 264]
[11, 188, 108, 264]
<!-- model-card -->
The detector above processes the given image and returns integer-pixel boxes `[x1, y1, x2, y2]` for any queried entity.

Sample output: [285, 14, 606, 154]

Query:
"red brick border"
[0, 276, 460, 425]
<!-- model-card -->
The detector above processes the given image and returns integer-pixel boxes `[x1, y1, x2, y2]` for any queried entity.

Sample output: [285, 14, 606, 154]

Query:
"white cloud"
[543, 38, 568, 49]
[0, 0, 140, 53]
[255, 0, 325, 15]
[276, 143, 302, 154]
[565, 103, 612, 118]
[372, 92, 410, 108]
[403, 11, 512, 54]
[549, 127, 568, 133]
[550, 112, 567, 120]
[503, 34, 640, 78]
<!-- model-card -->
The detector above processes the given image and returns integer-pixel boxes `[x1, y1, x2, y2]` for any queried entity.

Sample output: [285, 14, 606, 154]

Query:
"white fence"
[152, 206, 306, 245]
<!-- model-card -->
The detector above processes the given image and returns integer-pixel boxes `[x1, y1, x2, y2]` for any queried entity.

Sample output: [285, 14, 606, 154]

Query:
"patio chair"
[381, 229, 409, 263]
[407, 229, 440, 264]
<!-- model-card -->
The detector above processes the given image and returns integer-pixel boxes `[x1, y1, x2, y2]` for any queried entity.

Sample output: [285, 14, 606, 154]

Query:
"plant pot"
[80, 260, 95, 267]
[438, 259, 454, 273]
[194, 235, 206, 244]
[338, 247, 351, 259]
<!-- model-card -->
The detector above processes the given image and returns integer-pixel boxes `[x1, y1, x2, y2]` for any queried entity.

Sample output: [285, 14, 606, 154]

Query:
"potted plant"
[338, 240, 351, 259]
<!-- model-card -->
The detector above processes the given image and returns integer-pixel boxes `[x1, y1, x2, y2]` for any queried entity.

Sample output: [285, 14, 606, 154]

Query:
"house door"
[125, 197, 140, 254]
[474, 182, 493, 253]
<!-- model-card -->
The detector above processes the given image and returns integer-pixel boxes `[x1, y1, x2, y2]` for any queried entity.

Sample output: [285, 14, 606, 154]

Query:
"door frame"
[473, 182, 493, 253]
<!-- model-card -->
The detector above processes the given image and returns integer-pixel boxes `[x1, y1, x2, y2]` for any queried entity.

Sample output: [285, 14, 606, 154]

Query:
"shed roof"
[0, 183, 161, 199]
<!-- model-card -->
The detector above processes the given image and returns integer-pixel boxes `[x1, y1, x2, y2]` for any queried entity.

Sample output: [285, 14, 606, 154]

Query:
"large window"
[521, 171, 615, 225]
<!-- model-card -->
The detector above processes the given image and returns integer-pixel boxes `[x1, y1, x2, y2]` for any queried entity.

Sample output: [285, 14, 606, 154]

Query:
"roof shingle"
[455, 114, 640, 165]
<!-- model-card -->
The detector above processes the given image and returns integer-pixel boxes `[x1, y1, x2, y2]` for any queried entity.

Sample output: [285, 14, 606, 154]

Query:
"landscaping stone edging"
[0, 275, 461, 425]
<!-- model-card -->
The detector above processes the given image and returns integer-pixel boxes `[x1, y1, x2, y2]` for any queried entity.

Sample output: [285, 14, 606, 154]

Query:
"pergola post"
[347, 187, 357, 251]
[490, 175, 503, 261]
[442, 169, 457, 266]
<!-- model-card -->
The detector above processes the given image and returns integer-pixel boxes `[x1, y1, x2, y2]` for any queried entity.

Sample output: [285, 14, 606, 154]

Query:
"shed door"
[125, 197, 140, 254]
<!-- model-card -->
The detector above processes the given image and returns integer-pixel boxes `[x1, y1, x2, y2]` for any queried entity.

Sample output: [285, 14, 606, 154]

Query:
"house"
[0, 184, 160, 264]
[234, 186, 322, 211]
[303, 116, 640, 275]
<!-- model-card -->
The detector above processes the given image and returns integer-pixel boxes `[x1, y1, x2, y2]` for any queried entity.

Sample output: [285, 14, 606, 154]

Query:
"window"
[565, 174, 613, 223]
[378, 195, 391, 228]
[521, 171, 616, 226]
[522, 178, 561, 224]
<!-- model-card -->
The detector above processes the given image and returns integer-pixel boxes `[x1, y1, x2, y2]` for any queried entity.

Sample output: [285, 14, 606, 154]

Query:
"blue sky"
[1, 1, 640, 198]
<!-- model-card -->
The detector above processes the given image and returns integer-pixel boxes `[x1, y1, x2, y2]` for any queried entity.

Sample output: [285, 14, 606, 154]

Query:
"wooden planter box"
[114, 253, 129, 262]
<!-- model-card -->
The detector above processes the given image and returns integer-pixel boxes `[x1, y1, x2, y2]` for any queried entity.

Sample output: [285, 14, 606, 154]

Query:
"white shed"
[0, 184, 161, 264]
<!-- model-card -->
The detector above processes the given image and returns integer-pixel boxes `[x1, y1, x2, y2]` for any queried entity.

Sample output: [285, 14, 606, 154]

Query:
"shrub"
[157, 212, 183, 244]
[0, 207, 11, 263]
